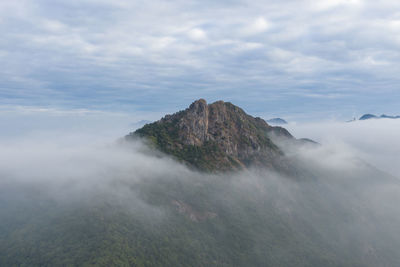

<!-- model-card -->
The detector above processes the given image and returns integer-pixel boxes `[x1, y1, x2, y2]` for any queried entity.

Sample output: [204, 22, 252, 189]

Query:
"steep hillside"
[127, 99, 293, 171]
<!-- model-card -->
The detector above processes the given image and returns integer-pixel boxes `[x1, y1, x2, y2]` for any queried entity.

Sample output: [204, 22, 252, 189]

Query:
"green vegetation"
[130, 121, 231, 172]
[1, 168, 399, 267]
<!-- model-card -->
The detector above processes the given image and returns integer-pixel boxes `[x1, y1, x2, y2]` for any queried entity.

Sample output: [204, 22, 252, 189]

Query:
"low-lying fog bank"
[287, 119, 400, 178]
[0, 117, 399, 266]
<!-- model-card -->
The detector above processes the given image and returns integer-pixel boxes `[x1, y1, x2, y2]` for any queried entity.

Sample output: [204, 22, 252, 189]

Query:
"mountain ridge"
[127, 99, 295, 172]
[266, 118, 288, 125]
[359, 113, 400, 120]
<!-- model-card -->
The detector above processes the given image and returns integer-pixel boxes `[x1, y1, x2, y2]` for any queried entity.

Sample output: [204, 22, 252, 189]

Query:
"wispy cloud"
[0, 0, 399, 117]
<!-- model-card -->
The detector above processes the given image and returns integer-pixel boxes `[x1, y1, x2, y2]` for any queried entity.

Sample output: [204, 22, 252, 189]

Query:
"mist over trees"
[1, 119, 400, 266]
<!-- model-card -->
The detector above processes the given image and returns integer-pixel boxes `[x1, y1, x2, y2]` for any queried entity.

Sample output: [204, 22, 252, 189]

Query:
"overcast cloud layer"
[1, 0, 400, 118]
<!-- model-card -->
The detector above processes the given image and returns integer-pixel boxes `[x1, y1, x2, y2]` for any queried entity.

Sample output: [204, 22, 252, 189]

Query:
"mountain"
[127, 99, 295, 172]
[266, 118, 288, 125]
[380, 114, 400, 119]
[2, 100, 400, 267]
[359, 114, 400, 120]
[359, 114, 378, 120]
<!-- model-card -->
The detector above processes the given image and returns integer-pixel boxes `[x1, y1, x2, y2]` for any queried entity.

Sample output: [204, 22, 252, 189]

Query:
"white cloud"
[149, 36, 176, 51]
[41, 19, 68, 33]
[232, 42, 263, 52]
[240, 17, 270, 36]
[187, 28, 207, 41]
[312, 0, 363, 11]
[1, 0, 400, 116]
[287, 119, 400, 177]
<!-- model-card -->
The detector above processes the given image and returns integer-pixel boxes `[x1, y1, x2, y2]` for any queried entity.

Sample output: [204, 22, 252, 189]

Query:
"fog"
[0, 117, 399, 218]
[0, 117, 399, 219]
[287, 119, 400, 178]
[1, 117, 400, 265]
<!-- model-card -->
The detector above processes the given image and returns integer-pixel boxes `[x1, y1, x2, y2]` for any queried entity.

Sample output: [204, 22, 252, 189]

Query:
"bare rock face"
[129, 99, 294, 171]
[178, 99, 209, 146]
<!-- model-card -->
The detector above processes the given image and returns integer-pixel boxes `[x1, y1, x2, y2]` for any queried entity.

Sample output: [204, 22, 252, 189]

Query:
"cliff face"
[128, 99, 293, 171]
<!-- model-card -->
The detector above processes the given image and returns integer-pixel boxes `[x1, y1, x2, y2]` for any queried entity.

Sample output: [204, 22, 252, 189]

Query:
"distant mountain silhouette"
[266, 118, 288, 125]
[359, 114, 378, 120]
[359, 114, 400, 120]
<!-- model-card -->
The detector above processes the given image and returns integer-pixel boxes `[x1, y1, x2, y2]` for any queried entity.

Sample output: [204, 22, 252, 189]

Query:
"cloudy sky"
[1, 0, 400, 122]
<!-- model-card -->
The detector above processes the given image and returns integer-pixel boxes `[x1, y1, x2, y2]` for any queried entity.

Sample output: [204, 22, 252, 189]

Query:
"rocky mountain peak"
[128, 99, 294, 171]
[188, 98, 207, 110]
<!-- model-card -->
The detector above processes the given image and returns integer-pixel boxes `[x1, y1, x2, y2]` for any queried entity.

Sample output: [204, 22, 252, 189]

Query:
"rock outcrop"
[127, 99, 294, 171]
